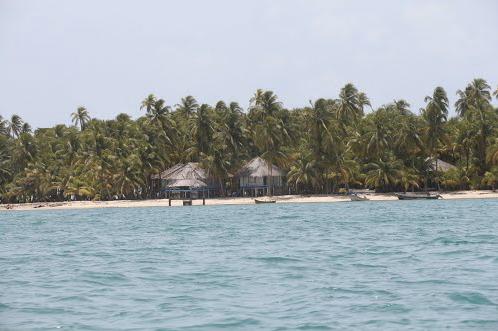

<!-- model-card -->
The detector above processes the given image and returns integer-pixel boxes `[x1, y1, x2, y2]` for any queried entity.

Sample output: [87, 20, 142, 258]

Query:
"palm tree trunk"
[269, 164, 273, 196]
[219, 177, 225, 196]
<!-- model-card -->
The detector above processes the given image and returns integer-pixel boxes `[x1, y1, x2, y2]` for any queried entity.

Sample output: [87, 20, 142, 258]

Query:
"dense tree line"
[1, 79, 498, 203]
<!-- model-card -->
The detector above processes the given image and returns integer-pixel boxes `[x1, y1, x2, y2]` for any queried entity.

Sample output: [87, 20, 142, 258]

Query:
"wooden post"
[168, 198, 171, 206]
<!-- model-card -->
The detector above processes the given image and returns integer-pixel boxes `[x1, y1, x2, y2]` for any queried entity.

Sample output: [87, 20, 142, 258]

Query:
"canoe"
[395, 193, 441, 200]
[255, 198, 276, 204]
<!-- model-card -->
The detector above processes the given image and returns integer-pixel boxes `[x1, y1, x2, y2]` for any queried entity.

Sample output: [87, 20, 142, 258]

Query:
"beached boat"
[395, 193, 441, 200]
[349, 193, 369, 201]
[254, 198, 276, 204]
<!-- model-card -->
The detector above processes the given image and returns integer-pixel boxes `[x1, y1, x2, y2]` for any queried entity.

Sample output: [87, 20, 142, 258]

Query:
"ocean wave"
[448, 292, 496, 305]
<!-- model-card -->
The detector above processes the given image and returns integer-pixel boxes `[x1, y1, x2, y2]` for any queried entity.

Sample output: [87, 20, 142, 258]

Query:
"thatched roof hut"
[154, 162, 208, 188]
[235, 157, 286, 194]
[426, 158, 457, 172]
[235, 156, 285, 178]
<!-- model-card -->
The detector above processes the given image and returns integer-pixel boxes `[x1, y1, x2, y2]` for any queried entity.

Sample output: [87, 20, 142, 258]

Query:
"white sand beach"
[1, 190, 497, 211]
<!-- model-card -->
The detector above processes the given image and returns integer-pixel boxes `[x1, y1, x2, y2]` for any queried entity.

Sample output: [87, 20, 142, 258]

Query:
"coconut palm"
[214, 101, 245, 165]
[365, 158, 404, 192]
[176, 96, 199, 118]
[422, 87, 449, 172]
[21, 123, 32, 134]
[64, 178, 95, 200]
[249, 90, 289, 195]
[399, 168, 420, 192]
[140, 94, 157, 114]
[487, 140, 498, 166]
[190, 104, 214, 158]
[146, 98, 175, 145]
[0, 116, 9, 136]
[483, 167, 498, 191]
[455, 79, 493, 174]
[335, 83, 370, 129]
[200, 143, 230, 196]
[306, 99, 333, 162]
[287, 154, 319, 193]
[71, 107, 90, 130]
[0, 136, 11, 189]
[8, 114, 24, 138]
[366, 115, 389, 159]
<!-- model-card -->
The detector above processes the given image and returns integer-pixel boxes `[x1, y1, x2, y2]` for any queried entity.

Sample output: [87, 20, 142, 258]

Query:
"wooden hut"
[235, 156, 286, 196]
[426, 158, 457, 172]
[152, 162, 218, 198]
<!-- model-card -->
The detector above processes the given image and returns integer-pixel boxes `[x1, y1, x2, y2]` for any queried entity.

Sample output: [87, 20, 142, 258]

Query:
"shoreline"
[1, 190, 498, 211]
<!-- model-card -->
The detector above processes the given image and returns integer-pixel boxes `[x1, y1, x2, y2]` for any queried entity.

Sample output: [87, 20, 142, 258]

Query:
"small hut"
[426, 158, 457, 172]
[235, 156, 286, 196]
[152, 162, 218, 198]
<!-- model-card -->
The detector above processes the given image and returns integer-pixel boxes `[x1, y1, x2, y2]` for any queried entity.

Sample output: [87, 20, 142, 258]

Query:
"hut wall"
[239, 176, 284, 188]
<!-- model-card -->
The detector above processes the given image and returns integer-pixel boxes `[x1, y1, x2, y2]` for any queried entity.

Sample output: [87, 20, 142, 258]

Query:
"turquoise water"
[1, 200, 498, 330]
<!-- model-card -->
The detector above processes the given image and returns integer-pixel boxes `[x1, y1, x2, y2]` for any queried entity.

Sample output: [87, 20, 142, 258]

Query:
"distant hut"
[426, 158, 457, 172]
[235, 156, 286, 196]
[152, 162, 218, 198]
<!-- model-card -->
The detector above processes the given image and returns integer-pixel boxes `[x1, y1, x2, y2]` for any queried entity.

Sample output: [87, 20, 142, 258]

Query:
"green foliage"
[0, 80, 497, 202]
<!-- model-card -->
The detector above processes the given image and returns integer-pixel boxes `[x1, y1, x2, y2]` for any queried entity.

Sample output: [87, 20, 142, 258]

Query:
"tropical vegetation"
[1, 79, 498, 202]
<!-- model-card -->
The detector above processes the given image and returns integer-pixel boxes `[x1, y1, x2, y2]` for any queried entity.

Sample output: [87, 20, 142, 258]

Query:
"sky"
[1, 0, 497, 129]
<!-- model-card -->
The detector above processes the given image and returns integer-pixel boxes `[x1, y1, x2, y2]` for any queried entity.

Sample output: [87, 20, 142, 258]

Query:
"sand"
[0, 190, 497, 211]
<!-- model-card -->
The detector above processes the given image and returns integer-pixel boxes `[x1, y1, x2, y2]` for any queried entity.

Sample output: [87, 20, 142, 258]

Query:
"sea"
[1, 199, 498, 330]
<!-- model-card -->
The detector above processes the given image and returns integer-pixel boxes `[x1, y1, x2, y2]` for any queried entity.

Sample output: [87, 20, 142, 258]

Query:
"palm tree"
[0, 136, 11, 189]
[113, 154, 144, 199]
[249, 89, 265, 108]
[366, 114, 389, 159]
[306, 99, 333, 162]
[8, 114, 24, 138]
[71, 107, 90, 130]
[392, 99, 412, 115]
[455, 78, 493, 174]
[335, 83, 370, 129]
[487, 140, 498, 166]
[176, 96, 199, 117]
[190, 104, 214, 158]
[200, 144, 230, 196]
[249, 90, 289, 195]
[365, 158, 404, 192]
[287, 154, 318, 193]
[64, 178, 95, 200]
[145, 98, 175, 145]
[422, 87, 449, 175]
[140, 94, 157, 114]
[399, 168, 420, 192]
[0, 116, 9, 136]
[326, 157, 360, 193]
[483, 168, 498, 191]
[21, 123, 32, 134]
[215, 101, 245, 165]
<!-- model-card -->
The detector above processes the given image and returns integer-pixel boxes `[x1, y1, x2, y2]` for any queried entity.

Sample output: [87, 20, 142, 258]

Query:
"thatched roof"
[167, 178, 207, 188]
[235, 156, 285, 178]
[426, 158, 457, 172]
[153, 162, 208, 187]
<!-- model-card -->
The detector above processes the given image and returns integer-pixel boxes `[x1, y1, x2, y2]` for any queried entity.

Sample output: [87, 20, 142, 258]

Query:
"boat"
[395, 193, 442, 200]
[254, 197, 276, 204]
[349, 193, 369, 201]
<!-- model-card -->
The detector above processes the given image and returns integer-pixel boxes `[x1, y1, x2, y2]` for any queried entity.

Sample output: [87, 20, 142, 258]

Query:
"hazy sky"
[1, 0, 497, 128]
